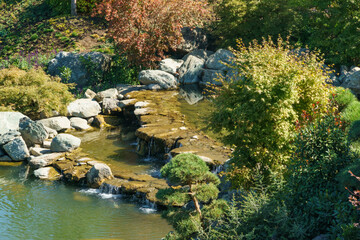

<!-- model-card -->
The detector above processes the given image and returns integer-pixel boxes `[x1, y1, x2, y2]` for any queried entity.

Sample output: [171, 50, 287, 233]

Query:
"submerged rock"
[50, 134, 81, 152]
[86, 163, 113, 188]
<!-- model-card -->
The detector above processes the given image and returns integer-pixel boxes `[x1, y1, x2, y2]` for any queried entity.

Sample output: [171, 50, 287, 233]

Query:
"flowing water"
[0, 125, 173, 240]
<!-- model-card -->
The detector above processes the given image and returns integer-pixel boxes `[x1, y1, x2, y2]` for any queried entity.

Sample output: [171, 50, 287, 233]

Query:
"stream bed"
[0, 125, 173, 240]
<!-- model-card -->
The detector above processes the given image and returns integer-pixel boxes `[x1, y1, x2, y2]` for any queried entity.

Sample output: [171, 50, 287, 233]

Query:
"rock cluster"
[138, 48, 235, 90]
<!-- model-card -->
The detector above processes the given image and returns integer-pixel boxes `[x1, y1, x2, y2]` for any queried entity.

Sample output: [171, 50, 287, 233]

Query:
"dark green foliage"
[349, 121, 360, 142]
[336, 160, 360, 193]
[161, 153, 214, 186]
[159, 153, 220, 204]
[159, 153, 221, 239]
[44, 0, 70, 15]
[196, 101, 359, 239]
[77, 54, 138, 94]
[211, 0, 360, 66]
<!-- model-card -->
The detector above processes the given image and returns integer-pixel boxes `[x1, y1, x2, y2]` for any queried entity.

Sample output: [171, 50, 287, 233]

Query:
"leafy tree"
[94, 0, 212, 67]
[211, 0, 360, 66]
[209, 37, 331, 188]
[158, 153, 220, 218]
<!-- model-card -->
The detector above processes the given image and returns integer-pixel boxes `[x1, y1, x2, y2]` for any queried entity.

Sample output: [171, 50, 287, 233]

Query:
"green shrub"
[209, 37, 331, 188]
[341, 101, 360, 123]
[0, 67, 74, 119]
[198, 107, 358, 239]
[77, 0, 100, 14]
[158, 153, 220, 217]
[349, 120, 360, 142]
[334, 87, 357, 112]
[45, 0, 70, 15]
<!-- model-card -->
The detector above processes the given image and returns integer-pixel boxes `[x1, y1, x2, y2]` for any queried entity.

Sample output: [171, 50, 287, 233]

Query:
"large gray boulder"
[95, 88, 119, 102]
[70, 117, 91, 130]
[159, 58, 184, 75]
[139, 70, 178, 89]
[3, 137, 30, 161]
[37, 117, 71, 132]
[50, 134, 81, 152]
[0, 130, 21, 145]
[176, 27, 208, 54]
[182, 49, 214, 62]
[178, 55, 205, 84]
[19, 117, 48, 147]
[200, 69, 225, 86]
[86, 163, 113, 188]
[29, 152, 63, 168]
[0, 112, 28, 135]
[47, 51, 111, 88]
[341, 67, 360, 96]
[205, 49, 234, 70]
[101, 98, 121, 114]
[67, 99, 101, 118]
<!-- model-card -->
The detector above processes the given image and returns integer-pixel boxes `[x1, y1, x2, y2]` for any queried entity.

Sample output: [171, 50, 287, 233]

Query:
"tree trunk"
[71, 0, 77, 16]
[190, 185, 202, 218]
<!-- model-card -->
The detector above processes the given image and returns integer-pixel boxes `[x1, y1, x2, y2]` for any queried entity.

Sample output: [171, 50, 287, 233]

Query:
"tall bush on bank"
[197, 102, 359, 239]
[0, 67, 74, 119]
[209, 37, 331, 188]
[94, 0, 212, 67]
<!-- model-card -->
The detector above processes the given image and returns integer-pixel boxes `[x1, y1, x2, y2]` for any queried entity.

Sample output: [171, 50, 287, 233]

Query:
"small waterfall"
[213, 164, 224, 174]
[139, 199, 157, 213]
[148, 136, 154, 158]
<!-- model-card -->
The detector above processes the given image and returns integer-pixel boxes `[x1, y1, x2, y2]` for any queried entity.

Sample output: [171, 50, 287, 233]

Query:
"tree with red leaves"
[94, 0, 212, 68]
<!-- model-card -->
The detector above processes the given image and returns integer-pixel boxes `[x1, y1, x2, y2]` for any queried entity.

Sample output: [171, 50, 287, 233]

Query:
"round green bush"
[0, 67, 74, 119]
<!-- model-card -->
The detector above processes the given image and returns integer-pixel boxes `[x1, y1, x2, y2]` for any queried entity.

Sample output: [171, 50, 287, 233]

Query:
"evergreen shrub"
[0, 67, 74, 119]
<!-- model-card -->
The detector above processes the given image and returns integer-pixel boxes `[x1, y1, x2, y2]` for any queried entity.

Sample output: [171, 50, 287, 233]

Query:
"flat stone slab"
[30, 147, 51, 156]
[28, 152, 64, 168]
[38, 117, 71, 132]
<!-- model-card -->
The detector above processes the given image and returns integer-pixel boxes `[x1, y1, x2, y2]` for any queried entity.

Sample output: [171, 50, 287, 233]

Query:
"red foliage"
[94, 0, 212, 67]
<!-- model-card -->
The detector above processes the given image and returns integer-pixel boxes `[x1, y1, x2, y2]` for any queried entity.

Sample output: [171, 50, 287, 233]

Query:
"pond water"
[0, 125, 173, 240]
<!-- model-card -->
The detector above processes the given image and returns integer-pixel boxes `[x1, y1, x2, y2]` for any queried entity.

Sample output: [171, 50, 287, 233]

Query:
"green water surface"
[0, 126, 172, 240]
